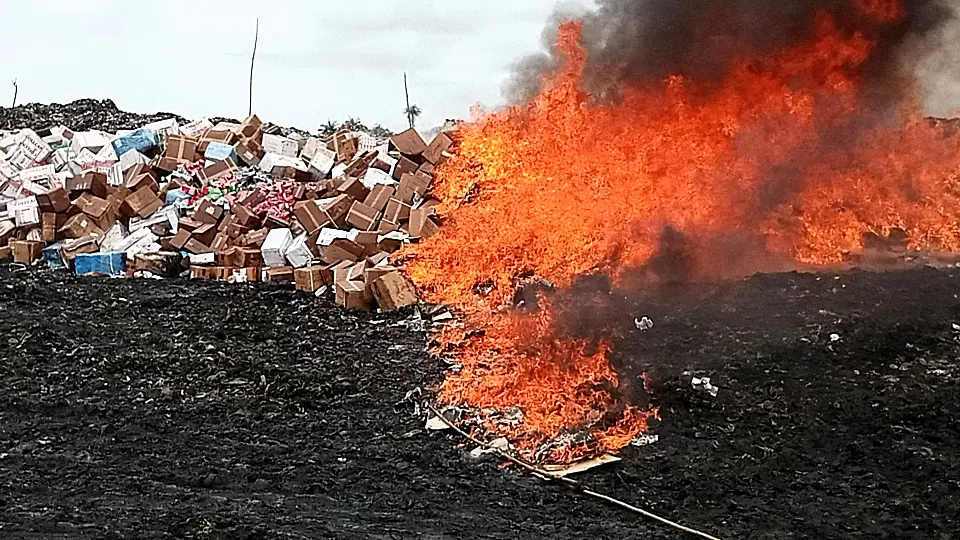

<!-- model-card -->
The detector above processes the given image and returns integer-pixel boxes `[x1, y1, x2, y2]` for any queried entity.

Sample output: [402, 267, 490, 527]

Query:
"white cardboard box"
[262, 228, 293, 267]
[284, 233, 313, 268]
[262, 134, 299, 158]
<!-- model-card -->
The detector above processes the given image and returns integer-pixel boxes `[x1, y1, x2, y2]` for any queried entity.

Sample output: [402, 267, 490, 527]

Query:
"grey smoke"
[504, 0, 960, 113]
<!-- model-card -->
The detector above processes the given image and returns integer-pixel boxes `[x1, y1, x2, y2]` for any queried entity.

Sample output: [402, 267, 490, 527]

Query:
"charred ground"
[1, 266, 958, 539]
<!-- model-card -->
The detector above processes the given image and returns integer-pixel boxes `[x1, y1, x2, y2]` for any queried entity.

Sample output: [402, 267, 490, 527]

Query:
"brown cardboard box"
[265, 266, 294, 282]
[337, 177, 370, 201]
[329, 260, 354, 285]
[384, 199, 411, 222]
[321, 238, 364, 265]
[238, 189, 266, 208]
[234, 140, 263, 167]
[77, 193, 112, 221]
[320, 194, 354, 229]
[344, 260, 368, 282]
[232, 204, 262, 229]
[68, 172, 108, 199]
[229, 267, 260, 282]
[166, 134, 199, 162]
[195, 199, 224, 224]
[292, 184, 307, 200]
[61, 235, 99, 263]
[263, 215, 291, 230]
[192, 223, 217, 246]
[378, 236, 403, 253]
[210, 233, 229, 252]
[419, 215, 440, 239]
[124, 187, 163, 218]
[293, 200, 329, 234]
[399, 173, 431, 198]
[346, 201, 380, 231]
[335, 280, 370, 311]
[354, 231, 379, 255]
[423, 133, 453, 164]
[343, 151, 377, 178]
[378, 220, 400, 234]
[363, 184, 395, 213]
[198, 130, 237, 153]
[11, 240, 45, 265]
[234, 247, 263, 267]
[371, 271, 419, 311]
[197, 158, 238, 184]
[408, 206, 438, 238]
[215, 247, 236, 266]
[0, 246, 11, 261]
[242, 228, 270, 247]
[391, 129, 427, 156]
[366, 251, 390, 267]
[238, 114, 263, 141]
[190, 266, 222, 280]
[392, 156, 419, 180]
[294, 266, 328, 291]
[184, 238, 212, 254]
[59, 214, 102, 239]
[418, 162, 436, 176]
[125, 169, 160, 193]
[131, 252, 184, 277]
[169, 228, 192, 250]
[41, 213, 57, 242]
[178, 216, 205, 231]
[37, 187, 70, 213]
[155, 156, 179, 173]
[363, 265, 396, 286]
[334, 132, 358, 162]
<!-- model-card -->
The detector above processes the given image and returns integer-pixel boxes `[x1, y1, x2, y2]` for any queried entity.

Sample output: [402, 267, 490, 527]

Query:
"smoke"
[505, 0, 959, 111]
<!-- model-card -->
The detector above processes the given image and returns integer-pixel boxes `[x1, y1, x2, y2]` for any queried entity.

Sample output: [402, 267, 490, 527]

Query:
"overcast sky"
[0, 0, 571, 133]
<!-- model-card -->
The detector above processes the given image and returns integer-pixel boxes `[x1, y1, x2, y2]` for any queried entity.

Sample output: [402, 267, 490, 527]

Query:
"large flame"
[405, 2, 960, 461]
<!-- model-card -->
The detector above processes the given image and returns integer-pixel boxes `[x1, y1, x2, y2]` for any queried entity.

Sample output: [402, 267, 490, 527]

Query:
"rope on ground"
[427, 405, 722, 540]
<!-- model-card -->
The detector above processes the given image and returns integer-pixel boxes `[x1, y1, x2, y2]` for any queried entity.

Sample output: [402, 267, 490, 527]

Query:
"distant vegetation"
[319, 118, 393, 139]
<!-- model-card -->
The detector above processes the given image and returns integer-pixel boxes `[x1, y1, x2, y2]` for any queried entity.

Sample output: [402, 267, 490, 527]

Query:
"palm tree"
[404, 105, 422, 129]
[318, 120, 340, 138]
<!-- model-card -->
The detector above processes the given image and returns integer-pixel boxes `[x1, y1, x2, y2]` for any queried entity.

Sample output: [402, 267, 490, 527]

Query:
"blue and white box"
[75, 252, 126, 276]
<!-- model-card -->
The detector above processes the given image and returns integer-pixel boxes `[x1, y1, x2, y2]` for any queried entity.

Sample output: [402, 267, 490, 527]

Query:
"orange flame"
[406, 5, 960, 461]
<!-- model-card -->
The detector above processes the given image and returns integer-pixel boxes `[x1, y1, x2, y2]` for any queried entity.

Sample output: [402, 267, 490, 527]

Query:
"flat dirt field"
[1, 266, 958, 539]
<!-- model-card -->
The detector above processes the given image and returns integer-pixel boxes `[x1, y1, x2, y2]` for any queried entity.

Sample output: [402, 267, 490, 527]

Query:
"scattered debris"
[691, 376, 719, 397]
[635, 316, 654, 331]
[631, 434, 660, 447]
[541, 454, 622, 477]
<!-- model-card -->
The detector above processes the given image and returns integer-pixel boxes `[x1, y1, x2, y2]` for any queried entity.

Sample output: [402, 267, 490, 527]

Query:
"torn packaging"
[125, 170, 160, 194]
[131, 251, 183, 277]
[372, 271, 419, 311]
[169, 228, 191, 250]
[11, 240, 45, 264]
[408, 206, 438, 238]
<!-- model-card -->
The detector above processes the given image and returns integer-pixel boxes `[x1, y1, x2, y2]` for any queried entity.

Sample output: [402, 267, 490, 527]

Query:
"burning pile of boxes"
[0, 113, 456, 311]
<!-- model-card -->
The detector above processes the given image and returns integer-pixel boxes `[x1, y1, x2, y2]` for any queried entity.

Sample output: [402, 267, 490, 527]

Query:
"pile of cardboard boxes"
[0, 113, 457, 312]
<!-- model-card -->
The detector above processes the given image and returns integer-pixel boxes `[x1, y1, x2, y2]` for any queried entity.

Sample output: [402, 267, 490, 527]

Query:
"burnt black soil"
[1, 266, 958, 539]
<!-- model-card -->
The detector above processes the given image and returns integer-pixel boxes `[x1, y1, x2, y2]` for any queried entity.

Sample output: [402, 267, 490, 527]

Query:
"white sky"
[0, 0, 567, 132]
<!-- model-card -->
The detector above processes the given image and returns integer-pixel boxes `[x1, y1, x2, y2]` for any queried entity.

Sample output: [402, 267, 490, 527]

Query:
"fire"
[405, 1, 960, 461]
